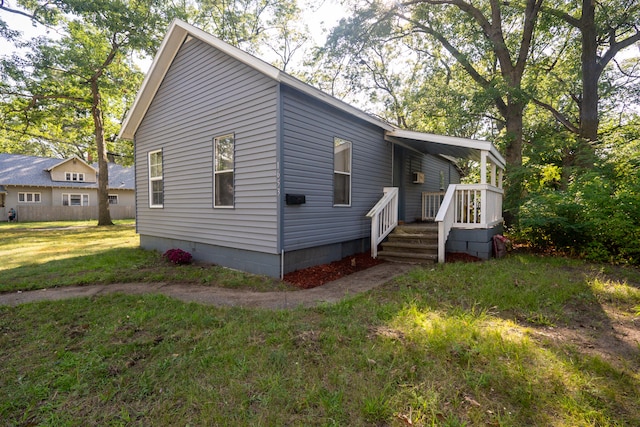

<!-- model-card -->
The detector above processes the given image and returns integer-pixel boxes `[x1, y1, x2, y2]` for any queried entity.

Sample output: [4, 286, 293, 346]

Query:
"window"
[62, 194, 89, 206]
[18, 192, 41, 203]
[214, 134, 234, 207]
[65, 172, 84, 181]
[333, 138, 352, 206]
[149, 150, 163, 208]
[108, 195, 119, 205]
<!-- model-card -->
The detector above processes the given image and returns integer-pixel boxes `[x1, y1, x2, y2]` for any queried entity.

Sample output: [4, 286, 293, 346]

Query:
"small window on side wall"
[149, 150, 163, 208]
[214, 134, 234, 208]
[333, 137, 352, 206]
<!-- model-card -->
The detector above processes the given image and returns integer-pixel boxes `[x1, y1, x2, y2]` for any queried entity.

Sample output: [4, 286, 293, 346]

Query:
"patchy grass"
[0, 221, 289, 293]
[0, 224, 639, 425]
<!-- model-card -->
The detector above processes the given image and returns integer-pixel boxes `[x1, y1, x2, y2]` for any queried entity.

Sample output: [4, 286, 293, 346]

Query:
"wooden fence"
[10, 205, 134, 222]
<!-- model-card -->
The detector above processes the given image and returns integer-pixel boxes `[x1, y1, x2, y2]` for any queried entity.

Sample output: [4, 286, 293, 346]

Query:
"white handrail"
[435, 183, 504, 262]
[435, 185, 457, 263]
[366, 187, 399, 258]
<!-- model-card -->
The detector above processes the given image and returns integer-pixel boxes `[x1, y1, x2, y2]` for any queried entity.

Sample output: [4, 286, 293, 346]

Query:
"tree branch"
[531, 98, 580, 134]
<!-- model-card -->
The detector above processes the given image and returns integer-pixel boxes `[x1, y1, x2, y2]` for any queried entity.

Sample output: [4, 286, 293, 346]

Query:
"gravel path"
[0, 263, 415, 309]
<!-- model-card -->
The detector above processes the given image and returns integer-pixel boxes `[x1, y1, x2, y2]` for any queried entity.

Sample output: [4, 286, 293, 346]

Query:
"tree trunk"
[580, 0, 599, 144]
[91, 79, 113, 226]
[502, 102, 525, 228]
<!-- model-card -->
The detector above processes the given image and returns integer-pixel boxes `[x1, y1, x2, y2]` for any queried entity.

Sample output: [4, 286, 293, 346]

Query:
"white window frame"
[62, 193, 89, 206]
[108, 194, 119, 205]
[213, 134, 235, 208]
[333, 137, 352, 207]
[65, 172, 85, 182]
[18, 192, 41, 203]
[148, 149, 164, 208]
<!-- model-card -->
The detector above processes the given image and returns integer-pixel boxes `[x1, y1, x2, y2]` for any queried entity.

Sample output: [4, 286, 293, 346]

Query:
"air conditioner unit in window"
[412, 172, 425, 184]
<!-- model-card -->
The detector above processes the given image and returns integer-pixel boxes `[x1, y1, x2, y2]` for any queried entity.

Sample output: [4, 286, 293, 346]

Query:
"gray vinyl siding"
[401, 148, 461, 222]
[282, 86, 392, 252]
[135, 37, 279, 254]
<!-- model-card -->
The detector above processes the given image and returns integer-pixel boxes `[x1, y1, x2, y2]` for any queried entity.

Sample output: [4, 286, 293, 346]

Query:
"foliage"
[518, 128, 640, 265]
[0, 256, 639, 425]
[162, 248, 193, 265]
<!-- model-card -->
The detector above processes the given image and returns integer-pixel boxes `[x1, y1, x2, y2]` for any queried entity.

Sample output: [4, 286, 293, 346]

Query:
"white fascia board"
[387, 128, 506, 169]
[46, 156, 97, 173]
[119, 19, 393, 140]
[119, 20, 189, 140]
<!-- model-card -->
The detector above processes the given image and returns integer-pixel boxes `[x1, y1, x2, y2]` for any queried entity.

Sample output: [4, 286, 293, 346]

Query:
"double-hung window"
[214, 134, 234, 208]
[333, 138, 352, 206]
[149, 150, 163, 208]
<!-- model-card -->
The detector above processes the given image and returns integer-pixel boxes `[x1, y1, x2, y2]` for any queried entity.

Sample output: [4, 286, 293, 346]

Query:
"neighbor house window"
[149, 150, 163, 208]
[65, 172, 84, 181]
[333, 138, 352, 206]
[18, 192, 41, 203]
[62, 193, 89, 206]
[213, 134, 234, 207]
[108, 195, 118, 205]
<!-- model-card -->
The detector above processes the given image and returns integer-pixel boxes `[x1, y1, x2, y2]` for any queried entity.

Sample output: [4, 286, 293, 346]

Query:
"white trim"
[148, 149, 163, 208]
[62, 193, 90, 206]
[386, 129, 506, 170]
[18, 192, 41, 203]
[333, 138, 352, 207]
[119, 19, 393, 141]
[45, 156, 97, 173]
[65, 172, 85, 182]
[213, 134, 235, 208]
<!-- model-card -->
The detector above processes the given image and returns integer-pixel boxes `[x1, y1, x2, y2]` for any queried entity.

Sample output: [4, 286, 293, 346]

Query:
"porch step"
[378, 223, 438, 264]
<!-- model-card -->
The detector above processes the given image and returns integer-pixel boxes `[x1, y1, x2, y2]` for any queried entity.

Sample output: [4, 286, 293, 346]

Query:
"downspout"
[277, 83, 285, 280]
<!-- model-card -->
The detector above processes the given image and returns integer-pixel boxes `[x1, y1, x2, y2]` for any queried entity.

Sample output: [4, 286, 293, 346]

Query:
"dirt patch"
[284, 252, 385, 289]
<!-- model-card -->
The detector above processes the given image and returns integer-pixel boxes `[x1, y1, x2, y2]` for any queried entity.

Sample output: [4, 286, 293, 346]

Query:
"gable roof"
[119, 19, 505, 169]
[0, 153, 134, 189]
[45, 156, 97, 173]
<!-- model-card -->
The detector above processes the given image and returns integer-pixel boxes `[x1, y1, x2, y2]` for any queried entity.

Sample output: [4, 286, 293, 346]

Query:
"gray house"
[119, 19, 506, 278]
[0, 153, 135, 222]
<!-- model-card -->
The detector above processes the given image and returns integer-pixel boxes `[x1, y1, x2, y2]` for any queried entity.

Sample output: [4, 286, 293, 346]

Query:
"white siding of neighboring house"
[134, 37, 280, 254]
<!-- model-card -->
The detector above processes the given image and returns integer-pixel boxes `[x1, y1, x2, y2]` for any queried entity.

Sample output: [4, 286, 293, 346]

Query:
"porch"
[367, 131, 505, 263]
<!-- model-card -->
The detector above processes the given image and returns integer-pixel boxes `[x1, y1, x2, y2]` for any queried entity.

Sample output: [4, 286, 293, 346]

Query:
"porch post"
[480, 151, 487, 185]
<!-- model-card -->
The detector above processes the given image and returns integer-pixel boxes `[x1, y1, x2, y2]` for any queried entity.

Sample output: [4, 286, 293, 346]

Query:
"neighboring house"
[119, 19, 506, 279]
[0, 153, 135, 222]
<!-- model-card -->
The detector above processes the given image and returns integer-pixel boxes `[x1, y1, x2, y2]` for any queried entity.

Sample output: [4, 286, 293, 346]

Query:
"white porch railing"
[435, 184, 504, 263]
[422, 191, 445, 220]
[366, 187, 399, 258]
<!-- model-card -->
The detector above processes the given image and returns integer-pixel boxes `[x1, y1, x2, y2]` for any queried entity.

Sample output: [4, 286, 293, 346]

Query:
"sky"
[0, 0, 348, 72]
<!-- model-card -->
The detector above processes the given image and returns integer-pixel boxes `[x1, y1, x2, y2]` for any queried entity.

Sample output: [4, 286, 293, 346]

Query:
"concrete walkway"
[0, 263, 416, 309]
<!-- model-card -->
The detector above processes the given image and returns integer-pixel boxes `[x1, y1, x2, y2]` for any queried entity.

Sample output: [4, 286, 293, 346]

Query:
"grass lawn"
[0, 220, 289, 293]
[1, 222, 639, 426]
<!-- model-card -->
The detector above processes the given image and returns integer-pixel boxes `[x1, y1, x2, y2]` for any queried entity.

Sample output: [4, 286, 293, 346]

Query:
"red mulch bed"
[284, 251, 483, 289]
[284, 252, 385, 289]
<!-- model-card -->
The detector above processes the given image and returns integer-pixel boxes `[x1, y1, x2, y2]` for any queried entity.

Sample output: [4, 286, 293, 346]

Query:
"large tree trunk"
[91, 79, 113, 226]
[502, 102, 525, 227]
[580, 0, 599, 144]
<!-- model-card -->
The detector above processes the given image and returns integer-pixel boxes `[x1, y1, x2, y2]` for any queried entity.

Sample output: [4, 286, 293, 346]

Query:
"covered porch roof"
[385, 129, 506, 171]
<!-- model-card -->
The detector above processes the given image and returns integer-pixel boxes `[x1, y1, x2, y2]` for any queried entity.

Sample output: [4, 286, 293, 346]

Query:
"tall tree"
[533, 0, 640, 169]
[321, 0, 545, 225]
[1, 0, 169, 225]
